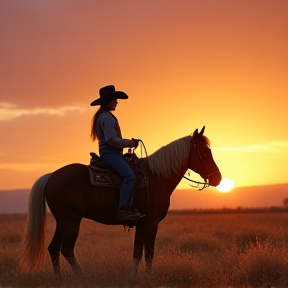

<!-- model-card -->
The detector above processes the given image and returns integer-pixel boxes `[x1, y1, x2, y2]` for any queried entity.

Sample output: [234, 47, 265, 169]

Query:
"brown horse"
[20, 126, 221, 286]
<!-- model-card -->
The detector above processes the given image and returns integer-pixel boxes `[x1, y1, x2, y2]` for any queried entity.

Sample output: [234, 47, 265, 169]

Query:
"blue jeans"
[100, 153, 135, 206]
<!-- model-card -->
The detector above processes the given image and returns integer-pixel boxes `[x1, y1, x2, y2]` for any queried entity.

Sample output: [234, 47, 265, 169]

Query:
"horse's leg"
[144, 221, 158, 288]
[128, 223, 145, 286]
[48, 221, 63, 276]
[60, 219, 83, 275]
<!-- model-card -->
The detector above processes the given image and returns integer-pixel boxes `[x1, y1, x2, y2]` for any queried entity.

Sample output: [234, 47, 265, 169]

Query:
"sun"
[216, 178, 235, 193]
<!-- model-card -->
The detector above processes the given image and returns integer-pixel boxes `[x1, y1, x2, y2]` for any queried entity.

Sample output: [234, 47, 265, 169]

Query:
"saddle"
[88, 152, 147, 189]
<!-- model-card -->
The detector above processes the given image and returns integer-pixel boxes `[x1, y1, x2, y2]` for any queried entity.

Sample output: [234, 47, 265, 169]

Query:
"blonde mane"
[148, 136, 191, 178]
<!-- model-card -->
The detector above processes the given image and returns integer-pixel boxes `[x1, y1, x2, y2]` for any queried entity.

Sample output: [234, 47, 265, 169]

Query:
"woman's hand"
[128, 138, 139, 148]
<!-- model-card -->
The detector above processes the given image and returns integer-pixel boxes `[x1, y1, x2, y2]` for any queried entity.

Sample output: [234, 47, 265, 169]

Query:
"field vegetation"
[1, 210, 288, 287]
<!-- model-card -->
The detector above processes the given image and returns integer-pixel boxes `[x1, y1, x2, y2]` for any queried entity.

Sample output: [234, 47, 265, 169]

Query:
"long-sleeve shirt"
[97, 111, 130, 155]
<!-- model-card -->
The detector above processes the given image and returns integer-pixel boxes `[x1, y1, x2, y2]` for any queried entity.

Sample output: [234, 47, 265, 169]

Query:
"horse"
[20, 126, 222, 286]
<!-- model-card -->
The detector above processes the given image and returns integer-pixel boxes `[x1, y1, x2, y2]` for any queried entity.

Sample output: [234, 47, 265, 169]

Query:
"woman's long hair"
[91, 104, 107, 141]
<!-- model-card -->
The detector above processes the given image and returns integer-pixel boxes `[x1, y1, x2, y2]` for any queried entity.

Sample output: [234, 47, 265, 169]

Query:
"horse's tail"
[19, 173, 52, 272]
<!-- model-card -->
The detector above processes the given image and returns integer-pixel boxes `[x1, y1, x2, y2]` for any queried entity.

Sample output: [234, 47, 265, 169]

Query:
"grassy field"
[1, 211, 288, 287]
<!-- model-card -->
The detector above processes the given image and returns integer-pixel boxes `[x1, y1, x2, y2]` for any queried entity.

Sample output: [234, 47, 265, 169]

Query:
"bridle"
[182, 142, 215, 191]
[133, 139, 214, 191]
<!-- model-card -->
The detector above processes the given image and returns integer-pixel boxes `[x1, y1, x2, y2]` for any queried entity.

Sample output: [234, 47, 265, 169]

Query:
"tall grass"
[1, 212, 288, 287]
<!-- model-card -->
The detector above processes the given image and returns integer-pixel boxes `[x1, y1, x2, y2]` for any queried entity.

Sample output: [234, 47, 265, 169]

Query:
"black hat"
[90, 85, 128, 106]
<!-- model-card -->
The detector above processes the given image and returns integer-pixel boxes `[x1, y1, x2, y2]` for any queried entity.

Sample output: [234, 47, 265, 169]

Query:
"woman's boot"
[117, 204, 145, 223]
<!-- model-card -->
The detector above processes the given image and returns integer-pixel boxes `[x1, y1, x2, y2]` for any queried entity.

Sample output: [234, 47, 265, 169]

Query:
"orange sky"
[0, 1, 287, 194]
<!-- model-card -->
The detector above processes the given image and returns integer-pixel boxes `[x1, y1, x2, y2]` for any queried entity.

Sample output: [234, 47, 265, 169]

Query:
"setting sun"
[216, 178, 235, 193]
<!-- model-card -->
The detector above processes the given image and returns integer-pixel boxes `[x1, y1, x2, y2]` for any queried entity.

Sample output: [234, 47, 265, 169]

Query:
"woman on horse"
[90, 85, 145, 223]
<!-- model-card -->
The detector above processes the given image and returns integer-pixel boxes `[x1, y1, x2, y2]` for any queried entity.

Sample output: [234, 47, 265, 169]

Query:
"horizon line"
[1, 182, 288, 192]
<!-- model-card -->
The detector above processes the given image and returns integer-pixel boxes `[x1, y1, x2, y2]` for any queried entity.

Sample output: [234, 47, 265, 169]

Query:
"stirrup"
[117, 205, 145, 225]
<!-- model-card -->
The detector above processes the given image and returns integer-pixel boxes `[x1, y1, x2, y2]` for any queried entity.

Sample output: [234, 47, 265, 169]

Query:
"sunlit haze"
[0, 1, 287, 208]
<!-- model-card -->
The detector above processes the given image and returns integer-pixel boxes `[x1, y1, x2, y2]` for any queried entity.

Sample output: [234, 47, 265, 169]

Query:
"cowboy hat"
[90, 85, 128, 106]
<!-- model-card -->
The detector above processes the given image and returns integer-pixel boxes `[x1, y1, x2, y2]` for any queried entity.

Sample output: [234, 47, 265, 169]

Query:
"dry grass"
[1, 212, 288, 287]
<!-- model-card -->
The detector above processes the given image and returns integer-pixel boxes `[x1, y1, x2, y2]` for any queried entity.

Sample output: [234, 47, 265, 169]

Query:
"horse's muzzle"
[207, 170, 222, 187]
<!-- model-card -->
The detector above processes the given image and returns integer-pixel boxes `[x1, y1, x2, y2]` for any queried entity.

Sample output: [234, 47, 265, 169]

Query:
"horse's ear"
[199, 126, 205, 135]
[193, 128, 199, 136]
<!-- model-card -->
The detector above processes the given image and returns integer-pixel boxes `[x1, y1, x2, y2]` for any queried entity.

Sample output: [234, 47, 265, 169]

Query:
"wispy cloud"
[215, 141, 288, 153]
[0, 102, 84, 121]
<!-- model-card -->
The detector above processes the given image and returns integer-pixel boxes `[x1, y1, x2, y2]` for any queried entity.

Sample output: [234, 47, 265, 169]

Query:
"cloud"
[215, 141, 288, 153]
[0, 102, 84, 121]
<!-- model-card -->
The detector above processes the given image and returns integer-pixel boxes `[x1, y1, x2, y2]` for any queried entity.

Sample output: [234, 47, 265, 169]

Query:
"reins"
[132, 140, 150, 211]
[182, 174, 209, 191]
[132, 139, 149, 158]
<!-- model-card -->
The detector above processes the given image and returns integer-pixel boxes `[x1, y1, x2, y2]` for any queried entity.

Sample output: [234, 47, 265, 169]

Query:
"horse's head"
[188, 126, 222, 187]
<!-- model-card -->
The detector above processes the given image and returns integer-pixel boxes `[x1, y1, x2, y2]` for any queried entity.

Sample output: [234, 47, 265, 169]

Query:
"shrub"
[232, 240, 288, 286]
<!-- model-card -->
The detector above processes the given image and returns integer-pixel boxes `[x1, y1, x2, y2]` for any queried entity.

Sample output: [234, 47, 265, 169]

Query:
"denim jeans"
[100, 153, 135, 205]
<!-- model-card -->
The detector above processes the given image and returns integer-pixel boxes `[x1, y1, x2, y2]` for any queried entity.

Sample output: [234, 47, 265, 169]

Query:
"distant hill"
[170, 183, 288, 210]
[0, 189, 30, 214]
[0, 183, 287, 213]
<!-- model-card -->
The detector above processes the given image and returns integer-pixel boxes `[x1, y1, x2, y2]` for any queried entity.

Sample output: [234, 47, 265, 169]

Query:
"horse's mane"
[147, 136, 191, 178]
